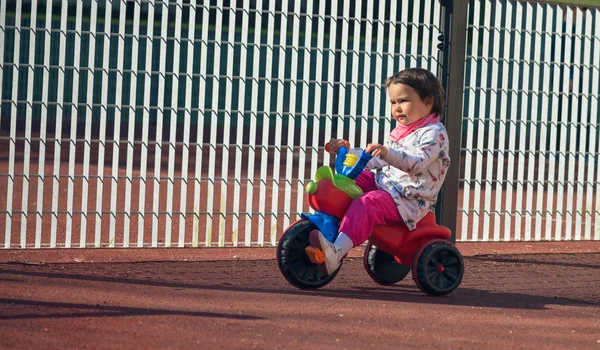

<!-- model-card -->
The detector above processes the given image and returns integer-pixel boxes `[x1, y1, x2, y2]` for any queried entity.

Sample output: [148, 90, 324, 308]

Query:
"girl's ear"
[424, 96, 434, 107]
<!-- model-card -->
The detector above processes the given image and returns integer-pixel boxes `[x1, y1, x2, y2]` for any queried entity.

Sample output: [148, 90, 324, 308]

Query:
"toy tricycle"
[276, 144, 464, 296]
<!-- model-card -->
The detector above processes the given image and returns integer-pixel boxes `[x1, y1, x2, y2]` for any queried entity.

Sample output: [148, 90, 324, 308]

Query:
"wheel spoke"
[443, 269, 458, 281]
[441, 256, 458, 266]
[436, 274, 444, 288]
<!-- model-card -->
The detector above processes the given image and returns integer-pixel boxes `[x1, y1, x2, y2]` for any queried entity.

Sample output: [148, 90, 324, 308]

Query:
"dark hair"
[384, 68, 445, 116]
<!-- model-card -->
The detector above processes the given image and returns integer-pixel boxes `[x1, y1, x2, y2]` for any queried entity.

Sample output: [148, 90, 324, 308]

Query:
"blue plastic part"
[300, 212, 340, 242]
[335, 146, 374, 180]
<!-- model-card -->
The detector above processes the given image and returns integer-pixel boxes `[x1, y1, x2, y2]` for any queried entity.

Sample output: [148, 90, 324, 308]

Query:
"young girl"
[310, 67, 450, 275]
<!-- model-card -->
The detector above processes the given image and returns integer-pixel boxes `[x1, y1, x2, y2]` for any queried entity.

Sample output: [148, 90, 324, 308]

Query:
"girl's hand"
[366, 143, 389, 158]
[326, 138, 350, 154]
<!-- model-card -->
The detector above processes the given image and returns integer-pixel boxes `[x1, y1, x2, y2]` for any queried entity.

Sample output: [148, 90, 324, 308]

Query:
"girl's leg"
[308, 190, 402, 274]
[338, 190, 403, 246]
[354, 170, 378, 193]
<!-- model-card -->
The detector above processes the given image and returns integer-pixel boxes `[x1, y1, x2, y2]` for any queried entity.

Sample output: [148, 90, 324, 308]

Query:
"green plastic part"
[332, 174, 363, 199]
[305, 181, 318, 194]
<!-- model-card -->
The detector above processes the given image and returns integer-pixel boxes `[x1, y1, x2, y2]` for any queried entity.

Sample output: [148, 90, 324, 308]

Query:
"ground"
[1, 242, 599, 349]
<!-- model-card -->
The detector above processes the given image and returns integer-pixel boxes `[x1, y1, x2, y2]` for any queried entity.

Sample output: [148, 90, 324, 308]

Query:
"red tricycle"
[276, 144, 464, 296]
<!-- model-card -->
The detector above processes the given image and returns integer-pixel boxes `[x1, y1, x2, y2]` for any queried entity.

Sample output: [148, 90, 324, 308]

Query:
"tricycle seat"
[369, 211, 452, 265]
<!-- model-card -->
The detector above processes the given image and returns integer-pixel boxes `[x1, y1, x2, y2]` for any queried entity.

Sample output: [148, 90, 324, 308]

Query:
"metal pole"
[437, 0, 469, 242]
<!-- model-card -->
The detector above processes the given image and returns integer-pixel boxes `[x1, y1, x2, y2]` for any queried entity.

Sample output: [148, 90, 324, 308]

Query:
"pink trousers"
[340, 171, 403, 247]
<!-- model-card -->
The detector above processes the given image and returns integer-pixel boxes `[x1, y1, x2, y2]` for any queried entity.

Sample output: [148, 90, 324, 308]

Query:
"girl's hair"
[384, 68, 445, 115]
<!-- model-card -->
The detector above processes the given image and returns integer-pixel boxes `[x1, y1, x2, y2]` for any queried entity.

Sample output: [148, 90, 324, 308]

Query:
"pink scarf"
[389, 113, 440, 141]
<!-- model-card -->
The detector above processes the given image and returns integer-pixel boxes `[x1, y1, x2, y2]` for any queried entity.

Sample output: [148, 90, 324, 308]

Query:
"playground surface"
[1, 242, 599, 349]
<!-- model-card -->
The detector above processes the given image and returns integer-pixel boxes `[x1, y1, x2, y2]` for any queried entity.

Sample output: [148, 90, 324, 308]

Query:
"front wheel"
[277, 220, 341, 289]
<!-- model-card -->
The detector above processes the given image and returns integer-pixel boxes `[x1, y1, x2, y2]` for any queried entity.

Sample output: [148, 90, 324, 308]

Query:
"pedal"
[305, 246, 325, 264]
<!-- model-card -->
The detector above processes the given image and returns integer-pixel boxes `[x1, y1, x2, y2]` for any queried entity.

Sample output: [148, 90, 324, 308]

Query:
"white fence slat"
[51, 2, 68, 247]
[557, 7, 572, 240]
[523, 3, 535, 241]
[165, 0, 183, 247]
[4, 0, 22, 247]
[256, 0, 270, 247]
[348, 2, 360, 148]
[336, 0, 349, 144]
[296, 1, 312, 227]
[205, 0, 222, 247]
[514, 3, 529, 242]
[236, 0, 250, 247]
[152, 1, 169, 247]
[410, 0, 420, 68]
[384, 0, 397, 139]
[571, 8, 583, 240]
[372, 1, 385, 145]
[283, 0, 300, 234]
[230, 3, 248, 247]
[423, 0, 432, 71]
[504, 2, 521, 241]
[506, 2, 522, 241]
[108, 0, 127, 247]
[322, 0, 333, 167]
[270, 0, 288, 245]
[431, 0, 441, 77]
[125, 0, 141, 248]
[179, 0, 196, 247]
[534, 3, 549, 241]
[193, 1, 210, 247]
[0, 0, 5, 129]
[138, 1, 155, 247]
[311, 0, 325, 209]
[593, 12, 600, 241]
[94, 2, 112, 247]
[494, 0, 508, 242]
[359, 1, 372, 149]
[486, 0, 501, 241]
[479, 0, 491, 242]
[547, 5, 562, 241]
[218, 3, 236, 247]
[36, 0, 52, 247]
[399, 0, 408, 70]
[20, 0, 38, 247]
[581, 8, 594, 241]
[462, 0, 479, 241]
[80, 0, 95, 247]
[66, 0, 82, 248]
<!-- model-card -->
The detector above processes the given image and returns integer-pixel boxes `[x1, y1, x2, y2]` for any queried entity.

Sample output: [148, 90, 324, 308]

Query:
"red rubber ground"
[1, 242, 599, 349]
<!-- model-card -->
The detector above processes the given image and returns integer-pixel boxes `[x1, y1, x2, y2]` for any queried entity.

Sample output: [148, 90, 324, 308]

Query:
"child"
[310, 67, 450, 275]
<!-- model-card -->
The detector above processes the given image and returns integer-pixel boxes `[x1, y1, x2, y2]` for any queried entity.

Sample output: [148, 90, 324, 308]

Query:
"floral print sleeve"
[381, 127, 446, 174]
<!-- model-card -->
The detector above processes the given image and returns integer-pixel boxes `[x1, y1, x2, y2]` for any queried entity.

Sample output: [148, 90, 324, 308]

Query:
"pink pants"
[340, 171, 403, 247]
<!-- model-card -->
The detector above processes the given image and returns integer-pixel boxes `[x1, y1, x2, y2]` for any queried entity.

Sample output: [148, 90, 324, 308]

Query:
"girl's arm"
[381, 128, 445, 173]
[348, 148, 389, 170]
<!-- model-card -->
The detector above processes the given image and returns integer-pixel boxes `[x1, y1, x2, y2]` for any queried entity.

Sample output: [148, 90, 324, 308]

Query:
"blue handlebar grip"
[345, 150, 373, 179]
[335, 146, 349, 174]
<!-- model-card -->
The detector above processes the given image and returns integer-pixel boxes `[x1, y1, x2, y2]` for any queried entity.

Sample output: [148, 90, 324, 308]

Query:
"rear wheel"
[277, 220, 341, 289]
[412, 240, 464, 296]
[363, 242, 411, 286]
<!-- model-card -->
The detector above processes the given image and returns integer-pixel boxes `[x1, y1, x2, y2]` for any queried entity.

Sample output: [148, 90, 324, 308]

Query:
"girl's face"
[388, 83, 434, 126]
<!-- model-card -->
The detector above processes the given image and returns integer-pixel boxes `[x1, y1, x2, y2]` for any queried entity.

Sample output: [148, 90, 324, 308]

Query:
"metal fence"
[1, 0, 598, 249]
[459, 1, 600, 241]
[0, 0, 445, 248]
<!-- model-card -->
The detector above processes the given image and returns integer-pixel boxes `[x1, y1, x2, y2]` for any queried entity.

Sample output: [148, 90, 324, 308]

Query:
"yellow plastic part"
[343, 154, 359, 167]
[305, 246, 325, 264]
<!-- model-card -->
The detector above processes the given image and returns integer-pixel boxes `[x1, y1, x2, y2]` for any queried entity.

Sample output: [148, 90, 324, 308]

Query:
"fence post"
[437, 0, 468, 242]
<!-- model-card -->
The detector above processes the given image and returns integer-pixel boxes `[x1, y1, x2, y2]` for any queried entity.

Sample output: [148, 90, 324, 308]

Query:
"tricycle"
[276, 144, 464, 296]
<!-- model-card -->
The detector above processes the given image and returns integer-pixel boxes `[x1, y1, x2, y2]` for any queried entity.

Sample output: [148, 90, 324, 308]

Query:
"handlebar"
[324, 142, 373, 180]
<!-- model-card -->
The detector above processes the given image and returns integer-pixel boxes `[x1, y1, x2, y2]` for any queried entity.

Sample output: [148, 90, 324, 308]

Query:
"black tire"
[363, 242, 411, 285]
[277, 220, 341, 289]
[412, 240, 464, 296]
